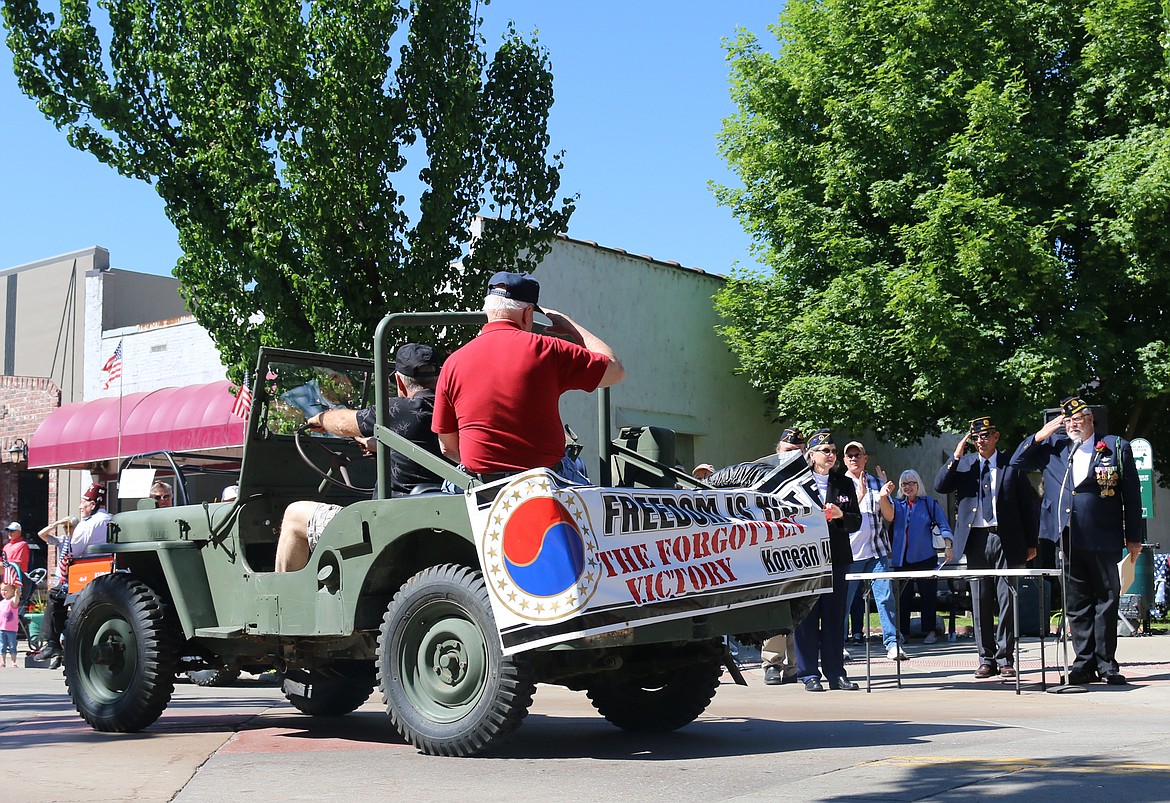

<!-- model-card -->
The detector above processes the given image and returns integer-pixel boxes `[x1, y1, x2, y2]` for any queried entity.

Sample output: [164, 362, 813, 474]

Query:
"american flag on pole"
[232, 371, 253, 419]
[101, 340, 123, 390]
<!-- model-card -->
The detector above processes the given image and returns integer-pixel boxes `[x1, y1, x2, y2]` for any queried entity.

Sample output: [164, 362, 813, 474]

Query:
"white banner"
[467, 467, 833, 654]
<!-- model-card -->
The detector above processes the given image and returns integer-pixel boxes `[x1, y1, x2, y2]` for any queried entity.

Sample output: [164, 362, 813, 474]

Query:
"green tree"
[2, 0, 574, 373]
[715, 0, 1170, 460]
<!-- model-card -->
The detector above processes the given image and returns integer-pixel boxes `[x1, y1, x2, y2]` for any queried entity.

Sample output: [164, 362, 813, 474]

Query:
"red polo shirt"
[433, 319, 610, 474]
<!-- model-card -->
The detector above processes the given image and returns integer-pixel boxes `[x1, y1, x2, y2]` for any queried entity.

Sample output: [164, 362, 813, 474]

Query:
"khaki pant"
[761, 633, 798, 679]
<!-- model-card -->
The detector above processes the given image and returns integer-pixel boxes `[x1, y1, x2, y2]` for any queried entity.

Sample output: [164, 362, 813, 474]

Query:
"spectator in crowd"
[150, 481, 173, 507]
[433, 271, 624, 483]
[879, 469, 952, 645]
[935, 416, 1038, 679]
[0, 582, 17, 668]
[692, 463, 715, 481]
[221, 485, 239, 502]
[705, 427, 806, 685]
[758, 427, 805, 685]
[34, 483, 112, 668]
[1010, 396, 1141, 685]
[2, 522, 29, 590]
[793, 429, 861, 691]
[841, 441, 905, 662]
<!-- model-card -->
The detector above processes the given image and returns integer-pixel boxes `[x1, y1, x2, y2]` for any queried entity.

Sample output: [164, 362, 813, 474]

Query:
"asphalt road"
[5, 636, 1170, 802]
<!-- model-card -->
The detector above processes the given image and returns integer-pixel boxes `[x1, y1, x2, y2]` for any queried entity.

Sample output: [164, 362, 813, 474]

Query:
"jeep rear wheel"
[379, 564, 535, 757]
[283, 664, 376, 716]
[586, 652, 723, 733]
[64, 574, 178, 733]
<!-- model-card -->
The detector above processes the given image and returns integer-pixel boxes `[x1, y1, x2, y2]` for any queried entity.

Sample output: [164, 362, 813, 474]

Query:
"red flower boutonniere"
[1095, 440, 1108, 454]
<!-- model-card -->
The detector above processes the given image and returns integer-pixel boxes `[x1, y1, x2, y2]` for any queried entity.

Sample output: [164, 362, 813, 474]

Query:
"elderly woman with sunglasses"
[793, 429, 862, 692]
[879, 469, 953, 645]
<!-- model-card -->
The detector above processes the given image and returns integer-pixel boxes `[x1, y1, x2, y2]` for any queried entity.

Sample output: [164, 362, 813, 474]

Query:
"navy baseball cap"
[487, 271, 541, 308]
[395, 343, 442, 379]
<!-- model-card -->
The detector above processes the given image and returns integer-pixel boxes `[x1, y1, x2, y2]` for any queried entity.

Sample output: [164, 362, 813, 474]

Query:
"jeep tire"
[64, 573, 178, 732]
[586, 647, 723, 732]
[283, 663, 376, 716]
[379, 564, 535, 757]
[186, 667, 242, 687]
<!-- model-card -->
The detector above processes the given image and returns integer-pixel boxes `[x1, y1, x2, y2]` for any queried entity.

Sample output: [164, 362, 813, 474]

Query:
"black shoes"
[1099, 670, 1127, 686]
[764, 666, 785, 686]
[1065, 668, 1096, 685]
[829, 676, 859, 691]
[48, 653, 63, 670]
[802, 677, 824, 692]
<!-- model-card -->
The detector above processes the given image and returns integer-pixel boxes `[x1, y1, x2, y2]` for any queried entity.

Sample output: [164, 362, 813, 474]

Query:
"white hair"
[483, 294, 532, 314]
[896, 469, 925, 499]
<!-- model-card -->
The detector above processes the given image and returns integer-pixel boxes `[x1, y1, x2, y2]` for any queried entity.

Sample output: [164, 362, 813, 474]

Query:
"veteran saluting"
[1010, 396, 1141, 686]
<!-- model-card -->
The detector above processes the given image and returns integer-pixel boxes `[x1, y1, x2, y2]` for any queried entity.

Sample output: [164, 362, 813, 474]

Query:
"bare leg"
[275, 501, 317, 572]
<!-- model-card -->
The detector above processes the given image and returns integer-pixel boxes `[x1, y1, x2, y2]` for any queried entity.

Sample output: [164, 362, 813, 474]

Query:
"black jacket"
[934, 449, 1038, 564]
[799, 470, 861, 568]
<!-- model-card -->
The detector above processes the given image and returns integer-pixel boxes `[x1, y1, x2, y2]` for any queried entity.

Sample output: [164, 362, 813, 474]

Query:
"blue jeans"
[845, 555, 900, 649]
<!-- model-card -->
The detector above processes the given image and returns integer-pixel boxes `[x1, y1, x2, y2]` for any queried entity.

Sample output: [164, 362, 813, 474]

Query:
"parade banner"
[467, 467, 833, 654]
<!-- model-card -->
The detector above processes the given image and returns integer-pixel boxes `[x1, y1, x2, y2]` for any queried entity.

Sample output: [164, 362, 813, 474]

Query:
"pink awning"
[28, 381, 247, 470]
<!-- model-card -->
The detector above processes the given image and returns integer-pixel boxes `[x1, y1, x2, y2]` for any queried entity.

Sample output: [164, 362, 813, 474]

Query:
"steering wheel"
[294, 424, 376, 493]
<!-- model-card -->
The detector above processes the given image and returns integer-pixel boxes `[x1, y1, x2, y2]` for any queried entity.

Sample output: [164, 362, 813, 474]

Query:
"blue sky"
[1, 2, 782, 278]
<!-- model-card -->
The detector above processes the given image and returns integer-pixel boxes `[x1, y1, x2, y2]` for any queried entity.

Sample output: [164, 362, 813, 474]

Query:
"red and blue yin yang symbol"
[502, 496, 586, 597]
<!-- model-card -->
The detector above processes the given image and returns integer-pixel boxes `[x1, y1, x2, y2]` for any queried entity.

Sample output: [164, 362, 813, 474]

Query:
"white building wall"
[85, 270, 226, 399]
[531, 236, 778, 476]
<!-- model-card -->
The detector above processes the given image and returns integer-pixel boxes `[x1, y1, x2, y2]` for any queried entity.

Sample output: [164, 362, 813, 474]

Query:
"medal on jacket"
[1094, 440, 1118, 498]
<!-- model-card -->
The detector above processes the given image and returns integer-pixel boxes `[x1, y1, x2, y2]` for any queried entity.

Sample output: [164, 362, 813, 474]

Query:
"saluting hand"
[954, 432, 971, 460]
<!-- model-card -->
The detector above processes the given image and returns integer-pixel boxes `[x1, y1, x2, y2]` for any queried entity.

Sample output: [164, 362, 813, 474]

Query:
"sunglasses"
[814, 448, 837, 455]
[972, 432, 996, 440]
[844, 452, 865, 459]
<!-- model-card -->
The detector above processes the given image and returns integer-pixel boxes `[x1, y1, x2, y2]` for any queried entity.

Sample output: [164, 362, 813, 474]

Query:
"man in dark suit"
[794, 429, 862, 692]
[1010, 396, 1142, 685]
[935, 416, 1038, 679]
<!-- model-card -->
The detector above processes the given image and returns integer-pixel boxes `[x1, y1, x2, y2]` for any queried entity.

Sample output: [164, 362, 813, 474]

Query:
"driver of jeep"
[274, 343, 445, 572]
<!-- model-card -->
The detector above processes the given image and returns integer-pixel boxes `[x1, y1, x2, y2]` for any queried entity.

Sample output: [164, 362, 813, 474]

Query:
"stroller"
[2, 558, 46, 651]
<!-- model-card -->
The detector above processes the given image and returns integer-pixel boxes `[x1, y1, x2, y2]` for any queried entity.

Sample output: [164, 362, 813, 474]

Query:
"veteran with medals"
[1010, 396, 1142, 685]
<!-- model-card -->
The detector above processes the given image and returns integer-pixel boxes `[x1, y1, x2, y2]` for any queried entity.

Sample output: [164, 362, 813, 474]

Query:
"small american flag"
[101, 341, 123, 390]
[232, 371, 253, 419]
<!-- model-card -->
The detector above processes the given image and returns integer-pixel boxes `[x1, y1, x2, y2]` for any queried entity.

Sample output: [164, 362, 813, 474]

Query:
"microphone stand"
[1048, 438, 1087, 694]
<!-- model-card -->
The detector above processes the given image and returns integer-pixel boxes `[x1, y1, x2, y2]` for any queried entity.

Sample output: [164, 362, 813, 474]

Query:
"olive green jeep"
[64, 312, 830, 756]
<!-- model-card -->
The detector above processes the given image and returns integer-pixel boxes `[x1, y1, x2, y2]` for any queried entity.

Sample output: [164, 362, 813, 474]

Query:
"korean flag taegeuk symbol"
[480, 475, 600, 622]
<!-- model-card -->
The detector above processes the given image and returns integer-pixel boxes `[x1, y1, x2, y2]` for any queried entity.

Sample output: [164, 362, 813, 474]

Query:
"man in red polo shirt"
[433, 271, 625, 481]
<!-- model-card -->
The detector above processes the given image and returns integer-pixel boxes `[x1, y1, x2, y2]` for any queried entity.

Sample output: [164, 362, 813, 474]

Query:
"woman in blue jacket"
[879, 469, 953, 645]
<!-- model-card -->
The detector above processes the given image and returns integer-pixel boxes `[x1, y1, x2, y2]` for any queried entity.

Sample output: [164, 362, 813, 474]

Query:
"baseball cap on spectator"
[395, 343, 442, 379]
[487, 271, 541, 310]
[843, 441, 866, 455]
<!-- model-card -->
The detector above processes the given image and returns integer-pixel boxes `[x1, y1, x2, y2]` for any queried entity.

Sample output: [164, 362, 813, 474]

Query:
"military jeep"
[64, 311, 829, 756]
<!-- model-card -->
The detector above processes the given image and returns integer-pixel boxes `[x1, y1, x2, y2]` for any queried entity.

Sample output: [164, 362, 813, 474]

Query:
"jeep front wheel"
[586, 652, 723, 733]
[64, 574, 178, 732]
[379, 564, 535, 756]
